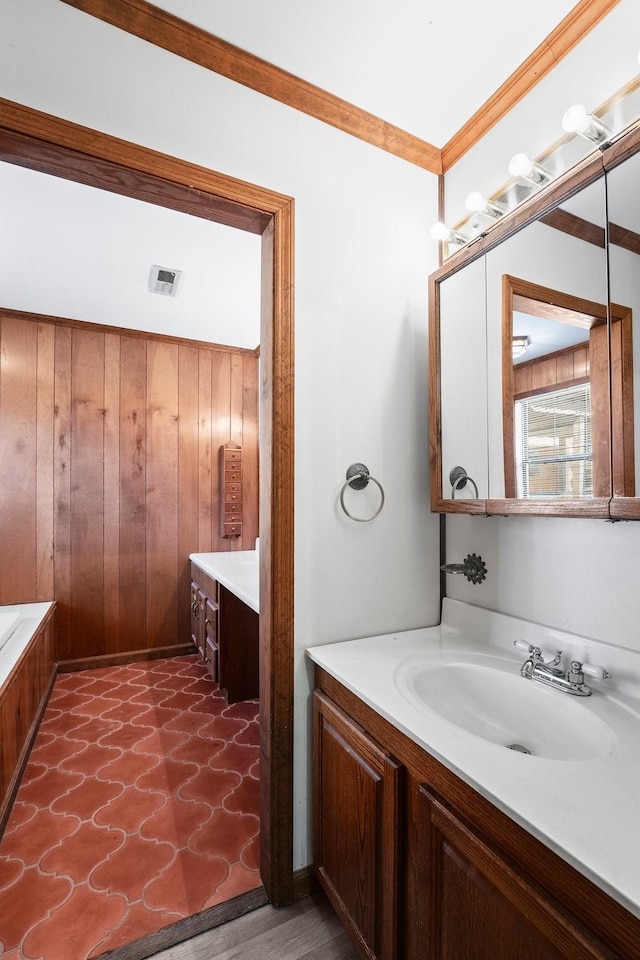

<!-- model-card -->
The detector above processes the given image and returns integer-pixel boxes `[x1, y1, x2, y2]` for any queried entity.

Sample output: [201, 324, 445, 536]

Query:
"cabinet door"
[190, 582, 204, 658]
[419, 787, 618, 960]
[313, 691, 401, 960]
[203, 597, 218, 682]
[218, 585, 258, 703]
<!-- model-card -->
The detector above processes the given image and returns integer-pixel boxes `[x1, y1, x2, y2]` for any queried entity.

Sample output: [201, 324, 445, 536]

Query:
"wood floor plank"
[146, 894, 357, 960]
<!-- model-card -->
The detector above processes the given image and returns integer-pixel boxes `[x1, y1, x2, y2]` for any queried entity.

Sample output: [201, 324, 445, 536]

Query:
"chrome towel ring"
[340, 462, 385, 522]
[449, 465, 479, 499]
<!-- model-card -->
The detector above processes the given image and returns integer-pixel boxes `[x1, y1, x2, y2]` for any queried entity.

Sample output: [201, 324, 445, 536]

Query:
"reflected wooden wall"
[0, 309, 258, 661]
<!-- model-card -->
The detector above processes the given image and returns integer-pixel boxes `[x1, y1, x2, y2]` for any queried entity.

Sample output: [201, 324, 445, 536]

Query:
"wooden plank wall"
[0, 309, 258, 661]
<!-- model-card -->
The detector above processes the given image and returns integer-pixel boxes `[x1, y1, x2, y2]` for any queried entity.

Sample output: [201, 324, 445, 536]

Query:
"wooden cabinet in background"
[190, 562, 257, 703]
[203, 595, 219, 684]
[190, 581, 205, 660]
[313, 691, 400, 960]
[313, 669, 639, 960]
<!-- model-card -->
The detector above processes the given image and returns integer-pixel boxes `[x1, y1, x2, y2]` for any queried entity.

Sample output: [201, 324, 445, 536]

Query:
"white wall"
[0, 0, 442, 868]
[443, 0, 640, 656]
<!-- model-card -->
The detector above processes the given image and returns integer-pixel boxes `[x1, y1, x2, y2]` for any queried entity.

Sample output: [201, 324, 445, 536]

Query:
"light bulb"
[508, 153, 552, 185]
[465, 192, 504, 219]
[465, 191, 487, 213]
[430, 221, 451, 242]
[429, 222, 468, 246]
[509, 153, 534, 178]
[562, 104, 590, 135]
[562, 104, 611, 143]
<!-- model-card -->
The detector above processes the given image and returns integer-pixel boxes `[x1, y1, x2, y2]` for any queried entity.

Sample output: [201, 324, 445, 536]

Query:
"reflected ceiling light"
[512, 335, 530, 360]
[430, 221, 469, 245]
[561, 104, 611, 144]
[508, 153, 552, 185]
[465, 191, 505, 219]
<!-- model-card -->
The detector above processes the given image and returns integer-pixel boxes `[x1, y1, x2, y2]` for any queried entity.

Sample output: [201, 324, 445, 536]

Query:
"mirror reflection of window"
[515, 383, 592, 498]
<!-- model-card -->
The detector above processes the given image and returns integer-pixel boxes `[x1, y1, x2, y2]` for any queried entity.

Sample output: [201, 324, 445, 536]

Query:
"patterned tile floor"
[0, 655, 261, 960]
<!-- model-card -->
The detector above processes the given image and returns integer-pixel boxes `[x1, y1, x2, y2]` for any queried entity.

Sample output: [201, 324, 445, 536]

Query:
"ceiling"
[1, 2, 594, 344]
[0, 162, 261, 348]
[151, 0, 578, 147]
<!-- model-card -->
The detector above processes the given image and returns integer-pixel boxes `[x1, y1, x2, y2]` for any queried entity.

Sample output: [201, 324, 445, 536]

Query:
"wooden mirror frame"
[430, 117, 640, 519]
[603, 122, 640, 519]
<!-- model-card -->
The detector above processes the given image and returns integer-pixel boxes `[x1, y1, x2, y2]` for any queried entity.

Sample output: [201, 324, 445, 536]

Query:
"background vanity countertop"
[190, 550, 259, 613]
[0, 602, 55, 688]
[306, 598, 640, 921]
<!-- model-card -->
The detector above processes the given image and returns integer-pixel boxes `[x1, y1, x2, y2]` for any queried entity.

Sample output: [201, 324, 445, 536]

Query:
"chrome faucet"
[514, 641, 610, 697]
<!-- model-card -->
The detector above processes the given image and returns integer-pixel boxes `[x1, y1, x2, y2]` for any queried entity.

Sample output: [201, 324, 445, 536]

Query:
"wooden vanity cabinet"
[313, 669, 639, 960]
[313, 691, 401, 960]
[419, 785, 613, 960]
[190, 562, 257, 702]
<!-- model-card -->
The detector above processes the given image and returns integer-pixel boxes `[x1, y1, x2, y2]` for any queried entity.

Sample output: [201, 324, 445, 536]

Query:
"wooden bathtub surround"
[0, 605, 55, 831]
[0, 308, 259, 663]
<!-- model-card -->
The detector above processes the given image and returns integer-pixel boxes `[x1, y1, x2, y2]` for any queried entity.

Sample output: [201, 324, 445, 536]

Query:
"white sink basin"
[395, 655, 616, 761]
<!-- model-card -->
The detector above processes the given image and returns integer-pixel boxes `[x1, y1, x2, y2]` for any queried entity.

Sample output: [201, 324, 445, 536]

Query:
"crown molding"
[60, 0, 442, 174]
[441, 0, 623, 171]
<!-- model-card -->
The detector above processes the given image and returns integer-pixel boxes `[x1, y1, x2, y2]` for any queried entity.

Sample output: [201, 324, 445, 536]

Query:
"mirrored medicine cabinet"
[429, 120, 640, 519]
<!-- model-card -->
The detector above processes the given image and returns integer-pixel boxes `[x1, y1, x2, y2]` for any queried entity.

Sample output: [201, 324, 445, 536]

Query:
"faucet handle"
[513, 640, 543, 660]
[513, 639, 535, 653]
[576, 661, 610, 681]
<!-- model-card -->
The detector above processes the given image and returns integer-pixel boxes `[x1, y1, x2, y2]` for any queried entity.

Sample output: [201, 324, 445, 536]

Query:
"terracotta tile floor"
[0, 655, 261, 960]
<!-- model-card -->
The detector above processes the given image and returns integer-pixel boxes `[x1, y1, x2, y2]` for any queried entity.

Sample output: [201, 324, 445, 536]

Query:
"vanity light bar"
[432, 95, 621, 251]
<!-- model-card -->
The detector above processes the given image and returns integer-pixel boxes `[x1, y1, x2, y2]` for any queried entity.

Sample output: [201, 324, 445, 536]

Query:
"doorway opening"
[0, 97, 295, 946]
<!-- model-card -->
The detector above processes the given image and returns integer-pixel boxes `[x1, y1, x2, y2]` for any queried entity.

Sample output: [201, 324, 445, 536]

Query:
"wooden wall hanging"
[220, 442, 243, 538]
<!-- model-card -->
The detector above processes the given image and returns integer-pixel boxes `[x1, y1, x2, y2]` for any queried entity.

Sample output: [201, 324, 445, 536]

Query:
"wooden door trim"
[0, 98, 295, 905]
[59, 0, 442, 174]
[441, 0, 622, 171]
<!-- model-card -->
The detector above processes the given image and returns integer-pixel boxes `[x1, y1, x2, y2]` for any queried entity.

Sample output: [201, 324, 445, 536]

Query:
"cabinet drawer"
[225, 481, 242, 494]
[204, 636, 218, 682]
[204, 599, 218, 643]
[223, 522, 242, 537]
[224, 449, 242, 462]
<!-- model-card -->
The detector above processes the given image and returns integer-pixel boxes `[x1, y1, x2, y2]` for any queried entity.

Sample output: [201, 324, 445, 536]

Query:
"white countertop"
[190, 550, 259, 613]
[0, 601, 55, 687]
[306, 598, 640, 920]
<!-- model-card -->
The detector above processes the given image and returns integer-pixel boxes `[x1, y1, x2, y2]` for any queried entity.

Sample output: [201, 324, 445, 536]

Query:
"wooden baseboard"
[292, 865, 319, 900]
[57, 643, 196, 673]
[0, 664, 57, 837]
[93, 885, 269, 960]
